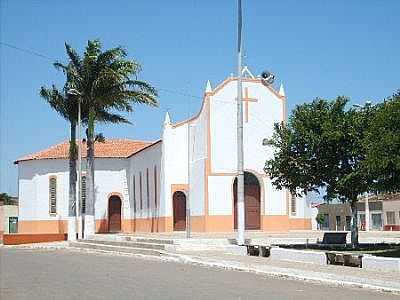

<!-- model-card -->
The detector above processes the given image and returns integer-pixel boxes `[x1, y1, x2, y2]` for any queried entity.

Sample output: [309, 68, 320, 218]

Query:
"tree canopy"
[264, 96, 376, 246]
[264, 96, 373, 202]
[364, 91, 400, 194]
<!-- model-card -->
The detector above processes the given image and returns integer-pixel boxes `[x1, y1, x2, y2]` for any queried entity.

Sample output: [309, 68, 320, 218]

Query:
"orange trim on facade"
[289, 218, 312, 230]
[107, 192, 123, 199]
[3, 233, 67, 245]
[206, 215, 234, 232]
[262, 215, 290, 232]
[18, 220, 68, 234]
[190, 216, 206, 232]
[171, 184, 189, 195]
[242, 87, 258, 123]
[122, 217, 173, 233]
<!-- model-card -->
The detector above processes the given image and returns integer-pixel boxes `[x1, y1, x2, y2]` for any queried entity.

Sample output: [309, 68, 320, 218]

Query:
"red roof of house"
[14, 139, 156, 164]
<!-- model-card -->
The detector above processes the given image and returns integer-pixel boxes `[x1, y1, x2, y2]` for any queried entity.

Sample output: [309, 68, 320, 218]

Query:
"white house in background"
[15, 71, 313, 234]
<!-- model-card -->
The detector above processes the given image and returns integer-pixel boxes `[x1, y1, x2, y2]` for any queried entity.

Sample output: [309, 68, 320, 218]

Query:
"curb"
[169, 254, 400, 295]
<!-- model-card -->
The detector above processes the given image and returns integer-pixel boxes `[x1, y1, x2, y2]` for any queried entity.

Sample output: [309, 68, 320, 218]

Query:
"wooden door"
[173, 192, 186, 231]
[245, 185, 260, 230]
[234, 174, 261, 230]
[108, 196, 121, 232]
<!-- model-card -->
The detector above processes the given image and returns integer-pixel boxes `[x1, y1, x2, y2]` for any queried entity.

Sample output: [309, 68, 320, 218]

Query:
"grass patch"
[278, 243, 400, 258]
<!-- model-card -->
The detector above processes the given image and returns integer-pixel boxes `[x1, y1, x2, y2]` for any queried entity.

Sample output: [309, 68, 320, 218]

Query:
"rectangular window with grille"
[139, 172, 143, 210]
[49, 176, 57, 214]
[146, 168, 150, 211]
[387, 211, 396, 225]
[290, 193, 296, 216]
[81, 175, 86, 214]
[154, 166, 157, 209]
[133, 175, 136, 213]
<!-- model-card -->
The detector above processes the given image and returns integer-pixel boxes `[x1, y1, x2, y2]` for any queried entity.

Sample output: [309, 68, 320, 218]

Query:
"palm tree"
[40, 84, 79, 240]
[55, 40, 158, 236]
[40, 68, 135, 241]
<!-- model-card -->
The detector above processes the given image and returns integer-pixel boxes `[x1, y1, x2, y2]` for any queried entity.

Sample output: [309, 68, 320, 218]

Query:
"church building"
[15, 69, 313, 234]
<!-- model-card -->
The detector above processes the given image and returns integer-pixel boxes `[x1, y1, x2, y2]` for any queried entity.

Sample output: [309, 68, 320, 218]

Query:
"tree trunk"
[350, 201, 359, 248]
[85, 109, 96, 236]
[68, 121, 78, 240]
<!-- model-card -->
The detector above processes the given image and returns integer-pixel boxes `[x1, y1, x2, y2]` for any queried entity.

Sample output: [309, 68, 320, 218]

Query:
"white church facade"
[15, 73, 313, 234]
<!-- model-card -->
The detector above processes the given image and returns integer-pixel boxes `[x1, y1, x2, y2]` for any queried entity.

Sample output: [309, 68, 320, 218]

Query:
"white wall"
[208, 79, 287, 216]
[93, 158, 128, 220]
[210, 80, 283, 174]
[161, 119, 189, 217]
[18, 158, 130, 221]
[208, 176, 234, 215]
[18, 159, 69, 221]
[127, 142, 162, 219]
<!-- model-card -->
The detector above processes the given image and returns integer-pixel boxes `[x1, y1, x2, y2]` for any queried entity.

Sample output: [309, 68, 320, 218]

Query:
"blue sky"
[1, 1, 399, 196]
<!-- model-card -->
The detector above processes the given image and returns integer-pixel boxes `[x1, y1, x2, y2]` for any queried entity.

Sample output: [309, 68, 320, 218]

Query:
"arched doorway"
[173, 191, 186, 231]
[234, 172, 261, 230]
[108, 195, 122, 232]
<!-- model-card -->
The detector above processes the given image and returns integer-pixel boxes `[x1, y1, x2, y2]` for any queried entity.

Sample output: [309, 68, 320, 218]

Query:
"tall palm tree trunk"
[68, 121, 78, 240]
[84, 109, 96, 237]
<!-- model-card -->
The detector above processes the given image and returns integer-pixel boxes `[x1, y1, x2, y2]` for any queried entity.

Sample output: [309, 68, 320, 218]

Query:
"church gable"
[209, 76, 285, 174]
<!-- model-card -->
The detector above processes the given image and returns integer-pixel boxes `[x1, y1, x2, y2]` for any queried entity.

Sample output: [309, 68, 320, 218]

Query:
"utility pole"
[68, 88, 82, 239]
[77, 96, 82, 239]
[236, 0, 245, 245]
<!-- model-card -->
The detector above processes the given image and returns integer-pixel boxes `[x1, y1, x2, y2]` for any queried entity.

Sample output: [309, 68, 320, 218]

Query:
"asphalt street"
[1, 248, 398, 300]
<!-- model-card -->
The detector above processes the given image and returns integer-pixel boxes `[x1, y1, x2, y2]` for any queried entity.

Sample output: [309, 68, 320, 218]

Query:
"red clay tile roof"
[15, 139, 156, 164]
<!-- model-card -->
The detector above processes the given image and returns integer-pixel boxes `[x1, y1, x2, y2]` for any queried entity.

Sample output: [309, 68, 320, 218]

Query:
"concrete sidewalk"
[119, 230, 400, 244]
[169, 250, 400, 294]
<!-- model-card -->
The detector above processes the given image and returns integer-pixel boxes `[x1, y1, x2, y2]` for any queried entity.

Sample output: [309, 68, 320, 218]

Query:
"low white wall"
[270, 247, 327, 265]
[363, 256, 400, 273]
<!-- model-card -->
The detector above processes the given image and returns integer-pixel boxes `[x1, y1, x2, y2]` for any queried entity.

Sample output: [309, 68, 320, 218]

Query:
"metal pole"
[365, 193, 370, 232]
[77, 99, 82, 239]
[186, 122, 191, 239]
[236, 0, 245, 245]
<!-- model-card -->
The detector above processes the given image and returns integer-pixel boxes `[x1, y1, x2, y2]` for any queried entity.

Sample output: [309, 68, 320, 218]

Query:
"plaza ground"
[1, 248, 398, 300]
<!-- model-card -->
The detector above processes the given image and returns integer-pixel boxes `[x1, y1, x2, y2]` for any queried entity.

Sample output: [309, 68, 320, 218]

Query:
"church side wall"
[93, 159, 128, 233]
[18, 160, 69, 234]
[161, 123, 188, 231]
[17, 158, 130, 234]
[126, 142, 163, 232]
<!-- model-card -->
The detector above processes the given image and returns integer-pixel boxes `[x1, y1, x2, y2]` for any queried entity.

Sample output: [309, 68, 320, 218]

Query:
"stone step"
[83, 239, 166, 250]
[69, 241, 161, 256]
[133, 238, 174, 245]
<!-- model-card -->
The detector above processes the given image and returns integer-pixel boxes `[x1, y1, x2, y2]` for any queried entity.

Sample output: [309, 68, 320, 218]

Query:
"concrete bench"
[326, 251, 362, 267]
[270, 247, 327, 265]
[320, 232, 347, 245]
[246, 244, 271, 257]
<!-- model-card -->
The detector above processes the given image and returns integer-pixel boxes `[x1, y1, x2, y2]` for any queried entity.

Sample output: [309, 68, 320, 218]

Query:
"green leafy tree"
[264, 97, 374, 247]
[54, 40, 158, 234]
[0, 193, 17, 205]
[315, 213, 325, 230]
[364, 91, 400, 194]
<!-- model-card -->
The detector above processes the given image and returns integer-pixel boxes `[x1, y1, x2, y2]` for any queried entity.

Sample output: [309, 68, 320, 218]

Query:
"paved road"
[1, 248, 398, 300]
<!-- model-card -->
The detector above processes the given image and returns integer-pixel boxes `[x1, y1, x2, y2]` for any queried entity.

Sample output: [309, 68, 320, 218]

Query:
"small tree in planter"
[315, 213, 325, 230]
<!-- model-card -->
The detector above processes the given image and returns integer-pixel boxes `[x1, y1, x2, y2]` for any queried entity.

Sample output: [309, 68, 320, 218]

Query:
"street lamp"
[68, 88, 83, 239]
